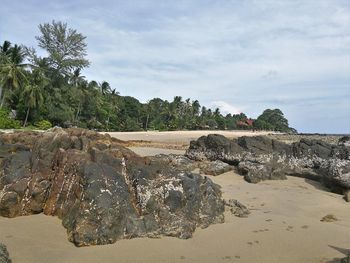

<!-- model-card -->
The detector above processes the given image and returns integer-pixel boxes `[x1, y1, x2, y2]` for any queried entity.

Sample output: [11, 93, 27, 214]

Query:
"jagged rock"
[238, 159, 287, 183]
[224, 199, 250, 218]
[0, 243, 11, 263]
[186, 135, 350, 194]
[199, 160, 233, 176]
[0, 129, 224, 246]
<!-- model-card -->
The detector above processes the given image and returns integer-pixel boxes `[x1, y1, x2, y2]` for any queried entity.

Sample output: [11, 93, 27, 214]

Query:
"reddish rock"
[0, 129, 224, 246]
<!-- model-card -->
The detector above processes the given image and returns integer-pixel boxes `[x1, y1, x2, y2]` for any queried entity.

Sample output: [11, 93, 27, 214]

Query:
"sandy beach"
[0, 131, 349, 262]
[107, 130, 273, 149]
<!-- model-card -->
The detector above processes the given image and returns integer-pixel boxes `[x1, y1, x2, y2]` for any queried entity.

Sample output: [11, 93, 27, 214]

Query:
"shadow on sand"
[303, 178, 330, 192]
[327, 245, 350, 263]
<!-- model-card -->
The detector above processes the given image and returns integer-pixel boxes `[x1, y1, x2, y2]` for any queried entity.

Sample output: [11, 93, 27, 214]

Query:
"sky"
[1, 0, 349, 133]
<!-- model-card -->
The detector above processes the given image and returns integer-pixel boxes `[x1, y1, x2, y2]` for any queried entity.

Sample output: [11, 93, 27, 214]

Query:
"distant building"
[237, 119, 254, 128]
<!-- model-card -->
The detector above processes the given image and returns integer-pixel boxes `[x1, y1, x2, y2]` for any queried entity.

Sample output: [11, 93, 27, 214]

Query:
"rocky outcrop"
[0, 243, 11, 263]
[151, 154, 233, 176]
[186, 134, 350, 195]
[0, 128, 224, 246]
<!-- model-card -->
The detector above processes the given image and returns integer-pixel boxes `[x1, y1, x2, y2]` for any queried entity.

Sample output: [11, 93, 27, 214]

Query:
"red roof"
[246, 119, 254, 126]
[237, 119, 254, 126]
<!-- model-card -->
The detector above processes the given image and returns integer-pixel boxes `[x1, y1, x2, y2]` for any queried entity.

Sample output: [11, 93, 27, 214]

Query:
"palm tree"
[79, 80, 103, 124]
[105, 89, 120, 131]
[99, 81, 111, 96]
[0, 42, 29, 108]
[68, 68, 88, 123]
[69, 68, 85, 87]
[88, 80, 99, 90]
[73, 80, 89, 123]
[0, 41, 12, 62]
[22, 70, 45, 127]
[192, 100, 201, 118]
[0, 41, 11, 105]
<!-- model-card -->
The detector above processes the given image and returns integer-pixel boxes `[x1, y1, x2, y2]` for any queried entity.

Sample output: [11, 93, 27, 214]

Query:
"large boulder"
[0, 129, 224, 246]
[186, 135, 350, 194]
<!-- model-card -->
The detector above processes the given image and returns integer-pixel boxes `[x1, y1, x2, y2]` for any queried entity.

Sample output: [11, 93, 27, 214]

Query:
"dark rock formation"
[0, 243, 11, 263]
[0, 128, 224, 246]
[186, 134, 350, 195]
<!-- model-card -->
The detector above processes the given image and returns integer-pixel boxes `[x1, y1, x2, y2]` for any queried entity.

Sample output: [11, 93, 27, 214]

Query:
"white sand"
[106, 130, 273, 149]
[0, 131, 349, 263]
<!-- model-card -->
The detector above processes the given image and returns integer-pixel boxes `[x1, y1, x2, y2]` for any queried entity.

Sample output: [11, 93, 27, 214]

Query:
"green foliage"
[0, 109, 21, 129]
[0, 22, 295, 133]
[35, 120, 52, 130]
[124, 117, 142, 131]
[0, 41, 28, 108]
[35, 20, 89, 75]
[206, 119, 218, 129]
[254, 109, 296, 133]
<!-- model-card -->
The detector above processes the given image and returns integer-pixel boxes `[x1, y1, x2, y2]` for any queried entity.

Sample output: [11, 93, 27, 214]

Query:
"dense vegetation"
[0, 21, 296, 133]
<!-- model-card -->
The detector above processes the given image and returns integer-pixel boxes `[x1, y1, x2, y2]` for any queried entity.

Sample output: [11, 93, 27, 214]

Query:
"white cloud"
[210, 101, 242, 115]
[0, 0, 349, 133]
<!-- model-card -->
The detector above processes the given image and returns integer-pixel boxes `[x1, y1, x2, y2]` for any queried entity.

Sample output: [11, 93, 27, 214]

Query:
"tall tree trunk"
[23, 108, 30, 127]
[75, 103, 81, 123]
[0, 90, 6, 108]
[0, 86, 3, 108]
[106, 114, 110, 131]
[145, 114, 149, 131]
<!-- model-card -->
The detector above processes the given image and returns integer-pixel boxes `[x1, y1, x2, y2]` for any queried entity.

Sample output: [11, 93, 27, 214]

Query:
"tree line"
[0, 21, 296, 133]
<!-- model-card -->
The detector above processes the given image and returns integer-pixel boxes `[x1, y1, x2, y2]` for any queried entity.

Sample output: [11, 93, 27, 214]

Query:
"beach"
[109, 130, 273, 150]
[0, 130, 349, 262]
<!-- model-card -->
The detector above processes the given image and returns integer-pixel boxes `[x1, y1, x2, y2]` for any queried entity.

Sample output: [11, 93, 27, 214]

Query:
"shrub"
[35, 120, 52, 130]
[0, 109, 21, 129]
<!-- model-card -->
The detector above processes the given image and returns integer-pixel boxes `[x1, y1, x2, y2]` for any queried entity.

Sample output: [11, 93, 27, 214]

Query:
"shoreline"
[0, 129, 349, 262]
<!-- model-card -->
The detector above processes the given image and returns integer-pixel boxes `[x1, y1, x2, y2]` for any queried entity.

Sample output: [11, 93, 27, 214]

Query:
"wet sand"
[0, 131, 349, 263]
